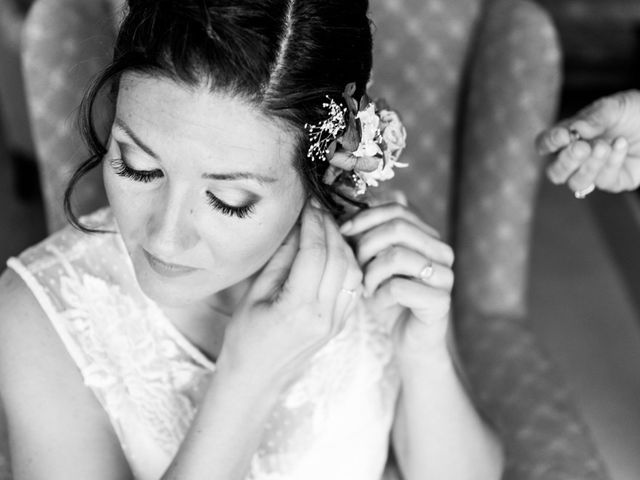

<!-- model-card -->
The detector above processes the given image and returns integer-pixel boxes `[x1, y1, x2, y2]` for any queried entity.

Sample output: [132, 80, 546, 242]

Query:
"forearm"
[392, 349, 504, 480]
[161, 363, 280, 480]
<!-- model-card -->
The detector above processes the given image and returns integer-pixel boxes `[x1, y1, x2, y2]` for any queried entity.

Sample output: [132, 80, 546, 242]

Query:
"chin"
[130, 255, 221, 307]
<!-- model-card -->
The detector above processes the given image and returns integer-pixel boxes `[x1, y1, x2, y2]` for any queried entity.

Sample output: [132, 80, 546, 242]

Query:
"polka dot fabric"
[21, 0, 120, 232]
[369, 0, 481, 236]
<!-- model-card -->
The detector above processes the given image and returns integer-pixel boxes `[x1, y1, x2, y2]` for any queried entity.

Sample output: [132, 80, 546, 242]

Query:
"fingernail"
[340, 220, 353, 234]
[614, 137, 628, 150]
[572, 141, 590, 158]
[546, 168, 561, 184]
[552, 127, 567, 144]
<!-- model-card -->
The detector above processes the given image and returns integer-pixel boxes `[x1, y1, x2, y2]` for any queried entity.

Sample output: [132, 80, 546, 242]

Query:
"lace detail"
[56, 260, 209, 455]
[8, 208, 401, 480]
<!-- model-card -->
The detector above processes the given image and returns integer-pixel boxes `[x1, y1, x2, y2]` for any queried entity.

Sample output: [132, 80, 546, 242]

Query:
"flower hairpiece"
[304, 82, 408, 196]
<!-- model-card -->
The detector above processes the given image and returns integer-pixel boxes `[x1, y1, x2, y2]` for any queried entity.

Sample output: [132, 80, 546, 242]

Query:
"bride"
[0, 1, 503, 479]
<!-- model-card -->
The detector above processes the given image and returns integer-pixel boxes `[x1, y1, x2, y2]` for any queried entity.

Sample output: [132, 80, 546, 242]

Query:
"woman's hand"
[340, 193, 454, 364]
[536, 90, 640, 194]
[217, 199, 363, 394]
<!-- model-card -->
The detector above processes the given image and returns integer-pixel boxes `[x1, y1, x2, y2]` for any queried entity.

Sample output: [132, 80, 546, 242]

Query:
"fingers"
[367, 189, 409, 208]
[595, 137, 629, 192]
[363, 245, 453, 296]
[546, 140, 591, 184]
[569, 95, 623, 139]
[536, 124, 573, 156]
[375, 277, 451, 321]
[351, 218, 453, 269]
[285, 201, 328, 300]
[537, 94, 624, 156]
[341, 201, 441, 240]
[317, 208, 363, 329]
[567, 139, 612, 192]
[545, 134, 631, 195]
[249, 223, 301, 300]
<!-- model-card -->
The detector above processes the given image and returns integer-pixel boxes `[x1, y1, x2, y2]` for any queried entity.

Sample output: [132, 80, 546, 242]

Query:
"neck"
[158, 275, 255, 362]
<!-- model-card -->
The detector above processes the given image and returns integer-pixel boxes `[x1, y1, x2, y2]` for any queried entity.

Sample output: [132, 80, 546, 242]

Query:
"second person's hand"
[536, 90, 640, 194]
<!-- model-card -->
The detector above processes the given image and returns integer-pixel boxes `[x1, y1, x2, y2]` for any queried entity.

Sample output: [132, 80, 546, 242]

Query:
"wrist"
[214, 354, 284, 406]
[396, 343, 456, 380]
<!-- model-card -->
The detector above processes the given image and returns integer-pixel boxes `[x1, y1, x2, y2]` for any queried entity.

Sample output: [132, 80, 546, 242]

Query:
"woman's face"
[104, 73, 306, 306]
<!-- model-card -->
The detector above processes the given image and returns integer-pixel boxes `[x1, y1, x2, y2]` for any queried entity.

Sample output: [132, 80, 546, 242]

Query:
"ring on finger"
[568, 128, 581, 143]
[574, 183, 595, 199]
[340, 287, 358, 297]
[418, 259, 434, 283]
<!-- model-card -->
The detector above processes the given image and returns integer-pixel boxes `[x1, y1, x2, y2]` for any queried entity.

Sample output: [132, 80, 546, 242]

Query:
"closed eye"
[206, 192, 255, 219]
[109, 157, 255, 219]
[110, 157, 162, 183]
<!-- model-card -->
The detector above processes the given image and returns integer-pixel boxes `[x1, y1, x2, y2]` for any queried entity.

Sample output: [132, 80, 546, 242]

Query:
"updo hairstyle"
[65, 0, 374, 231]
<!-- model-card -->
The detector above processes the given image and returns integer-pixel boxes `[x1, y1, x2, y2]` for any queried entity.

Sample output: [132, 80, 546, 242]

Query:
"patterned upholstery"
[21, 0, 121, 232]
[5, 0, 611, 479]
[369, 0, 481, 235]
[455, 0, 560, 318]
[369, 1, 610, 478]
[455, 1, 609, 478]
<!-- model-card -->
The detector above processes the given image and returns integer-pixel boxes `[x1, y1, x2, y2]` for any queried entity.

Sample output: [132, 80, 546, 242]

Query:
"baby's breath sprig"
[304, 97, 348, 163]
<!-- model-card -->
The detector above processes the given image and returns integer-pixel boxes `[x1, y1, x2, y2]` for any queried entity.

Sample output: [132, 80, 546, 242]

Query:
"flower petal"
[338, 117, 360, 151]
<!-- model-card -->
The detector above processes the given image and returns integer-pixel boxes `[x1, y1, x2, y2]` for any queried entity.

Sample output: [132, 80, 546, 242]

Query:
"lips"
[143, 248, 199, 278]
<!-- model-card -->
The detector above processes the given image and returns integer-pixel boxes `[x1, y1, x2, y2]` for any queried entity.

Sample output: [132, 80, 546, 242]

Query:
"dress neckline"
[113, 230, 218, 372]
[156, 310, 218, 372]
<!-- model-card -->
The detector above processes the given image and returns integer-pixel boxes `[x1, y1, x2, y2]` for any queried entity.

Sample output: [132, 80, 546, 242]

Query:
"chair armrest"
[0, 398, 9, 480]
[456, 312, 610, 480]
[22, 0, 117, 232]
[454, 1, 611, 478]
[454, 0, 561, 318]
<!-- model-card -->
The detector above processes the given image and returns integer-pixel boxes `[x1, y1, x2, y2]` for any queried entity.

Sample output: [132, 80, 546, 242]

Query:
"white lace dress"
[6, 208, 401, 480]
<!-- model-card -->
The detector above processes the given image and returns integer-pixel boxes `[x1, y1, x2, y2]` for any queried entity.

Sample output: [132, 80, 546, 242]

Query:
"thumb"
[247, 224, 301, 302]
[536, 96, 622, 156]
[570, 96, 622, 139]
[535, 125, 572, 156]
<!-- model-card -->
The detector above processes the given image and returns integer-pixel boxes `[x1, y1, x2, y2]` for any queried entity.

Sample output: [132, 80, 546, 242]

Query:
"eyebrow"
[201, 172, 277, 184]
[114, 118, 159, 159]
[113, 117, 278, 185]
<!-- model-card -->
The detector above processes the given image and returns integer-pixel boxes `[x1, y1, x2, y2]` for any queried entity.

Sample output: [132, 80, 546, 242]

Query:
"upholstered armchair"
[371, 1, 610, 479]
[0, 0, 611, 479]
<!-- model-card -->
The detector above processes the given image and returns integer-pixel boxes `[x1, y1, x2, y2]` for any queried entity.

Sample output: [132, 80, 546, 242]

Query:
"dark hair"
[65, 0, 373, 231]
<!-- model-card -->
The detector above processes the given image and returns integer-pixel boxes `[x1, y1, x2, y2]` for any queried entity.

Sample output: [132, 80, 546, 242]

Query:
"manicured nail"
[340, 220, 353, 234]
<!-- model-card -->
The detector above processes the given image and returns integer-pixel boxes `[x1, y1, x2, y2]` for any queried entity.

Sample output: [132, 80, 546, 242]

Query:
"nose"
[145, 187, 199, 258]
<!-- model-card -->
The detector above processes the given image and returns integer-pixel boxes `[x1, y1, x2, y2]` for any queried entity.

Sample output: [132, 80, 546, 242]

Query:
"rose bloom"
[379, 109, 407, 163]
[358, 110, 408, 188]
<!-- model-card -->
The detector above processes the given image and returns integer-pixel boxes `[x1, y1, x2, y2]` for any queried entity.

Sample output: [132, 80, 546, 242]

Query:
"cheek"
[200, 183, 306, 275]
[103, 163, 150, 244]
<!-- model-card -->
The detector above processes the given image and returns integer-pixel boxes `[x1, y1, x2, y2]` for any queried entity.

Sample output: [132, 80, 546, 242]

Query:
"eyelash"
[110, 157, 256, 219]
[206, 192, 255, 219]
[111, 157, 160, 183]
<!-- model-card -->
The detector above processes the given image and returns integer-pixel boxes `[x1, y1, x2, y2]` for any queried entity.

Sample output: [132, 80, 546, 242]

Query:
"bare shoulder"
[0, 265, 93, 426]
[0, 267, 52, 381]
[0, 268, 131, 479]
